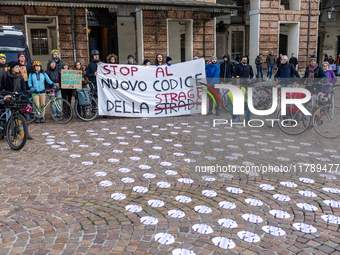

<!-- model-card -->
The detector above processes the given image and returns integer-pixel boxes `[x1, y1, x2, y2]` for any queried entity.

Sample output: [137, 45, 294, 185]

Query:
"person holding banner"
[166, 56, 172, 66]
[86, 49, 101, 86]
[127, 55, 138, 65]
[17, 52, 32, 74]
[206, 55, 221, 116]
[155, 54, 164, 67]
[61, 62, 73, 106]
[106, 54, 118, 64]
[143, 59, 151, 66]
[74, 61, 88, 88]
[0, 54, 8, 89]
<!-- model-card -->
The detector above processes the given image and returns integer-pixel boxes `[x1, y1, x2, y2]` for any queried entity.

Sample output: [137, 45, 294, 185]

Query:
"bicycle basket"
[4, 98, 29, 110]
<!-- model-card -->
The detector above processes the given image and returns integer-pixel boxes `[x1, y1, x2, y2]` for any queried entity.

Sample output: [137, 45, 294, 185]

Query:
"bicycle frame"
[29, 90, 57, 116]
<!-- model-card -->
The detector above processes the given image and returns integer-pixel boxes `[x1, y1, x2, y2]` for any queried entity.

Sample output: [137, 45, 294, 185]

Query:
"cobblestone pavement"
[0, 110, 340, 255]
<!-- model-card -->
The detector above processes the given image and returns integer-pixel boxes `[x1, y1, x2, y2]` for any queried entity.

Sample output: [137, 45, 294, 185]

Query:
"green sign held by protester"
[61, 70, 82, 89]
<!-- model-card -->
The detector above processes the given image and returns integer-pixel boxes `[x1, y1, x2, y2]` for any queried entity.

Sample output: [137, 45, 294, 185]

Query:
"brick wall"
[0, 5, 88, 67]
[142, 10, 214, 64]
[259, 0, 320, 72]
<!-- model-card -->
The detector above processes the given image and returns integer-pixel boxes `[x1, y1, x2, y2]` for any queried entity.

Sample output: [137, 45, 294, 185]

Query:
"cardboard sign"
[20, 66, 28, 81]
[329, 64, 336, 71]
[61, 70, 82, 89]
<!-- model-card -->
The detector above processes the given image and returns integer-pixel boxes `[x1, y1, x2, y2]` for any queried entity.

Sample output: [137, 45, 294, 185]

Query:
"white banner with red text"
[97, 59, 205, 117]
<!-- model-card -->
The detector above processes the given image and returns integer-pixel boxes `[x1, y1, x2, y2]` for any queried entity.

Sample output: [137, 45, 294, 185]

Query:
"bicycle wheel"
[313, 104, 340, 139]
[277, 108, 311, 135]
[74, 98, 98, 121]
[6, 113, 28, 150]
[252, 88, 271, 110]
[221, 91, 229, 112]
[51, 98, 73, 124]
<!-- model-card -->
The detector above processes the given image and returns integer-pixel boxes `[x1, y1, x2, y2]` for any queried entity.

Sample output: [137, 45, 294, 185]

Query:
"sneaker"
[35, 118, 40, 123]
[266, 77, 269, 81]
[40, 117, 45, 123]
[27, 134, 33, 140]
[269, 79, 272, 82]
[207, 111, 213, 116]
[55, 116, 62, 121]
[216, 110, 220, 116]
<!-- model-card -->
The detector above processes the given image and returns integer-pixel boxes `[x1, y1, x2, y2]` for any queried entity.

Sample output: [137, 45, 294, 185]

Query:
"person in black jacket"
[0, 61, 33, 139]
[276, 54, 282, 69]
[48, 49, 63, 72]
[219, 54, 233, 82]
[274, 55, 300, 86]
[234, 56, 254, 78]
[45, 60, 62, 96]
[86, 49, 101, 85]
[289, 53, 298, 68]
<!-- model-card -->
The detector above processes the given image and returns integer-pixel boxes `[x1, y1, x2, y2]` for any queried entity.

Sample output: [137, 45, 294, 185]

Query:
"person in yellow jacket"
[226, 78, 252, 122]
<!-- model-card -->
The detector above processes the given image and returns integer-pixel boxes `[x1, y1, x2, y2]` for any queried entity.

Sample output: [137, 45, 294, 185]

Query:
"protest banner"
[97, 59, 206, 117]
[61, 70, 82, 89]
[20, 66, 28, 81]
[329, 64, 336, 71]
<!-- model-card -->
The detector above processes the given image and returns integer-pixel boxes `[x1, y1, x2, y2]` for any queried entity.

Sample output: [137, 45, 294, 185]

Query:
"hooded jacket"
[205, 63, 220, 86]
[219, 54, 233, 80]
[255, 56, 263, 68]
[0, 70, 26, 92]
[45, 64, 60, 89]
[46, 57, 63, 72]
[86, 59, 101, 84]
[266, 54, 276, 66]
[28, 71, 55, 93]
[275, 62, 301, 79]
[289, 57, 298, 68]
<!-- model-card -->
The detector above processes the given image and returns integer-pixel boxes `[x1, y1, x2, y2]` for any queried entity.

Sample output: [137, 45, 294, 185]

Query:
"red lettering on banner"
[178, 92, 186, 101]
[165, 66, 173, 76]
[120, 67, 130, 76]
[155, 94, 162, 104]
[170, 93, 178, 102]
[131, 66, 138, 76]
[103, 65, 110, 75]
[156, 68, 165, 78]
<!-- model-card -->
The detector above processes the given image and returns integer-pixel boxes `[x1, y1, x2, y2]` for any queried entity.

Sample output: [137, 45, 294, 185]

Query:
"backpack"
[75, 88, 90, 106]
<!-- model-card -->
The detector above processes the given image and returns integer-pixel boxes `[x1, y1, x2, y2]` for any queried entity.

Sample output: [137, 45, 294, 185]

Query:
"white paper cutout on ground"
[119, 142, 128, 145]
[174, 144, 183, 147]
[178, 178, 194, 184]
[293, 223, 317, 233]
[72, 140, 81, 143]
[324, 149, 337, 153]
[70, 134, 78, 137]
[139, 165, 151, 170]
[122, 177, 134, 183]
[245, 198, 263, 206]
[100, 121, 107, 123]
[125, 204, 142, 212]
[165, 170, 177, 175]
[67, 131, 74, 134]
[108, 158, 119, 163]
[130, 157, 140, 161]
[149, 155, 160, 159]
[173, 152, 184, 156]
[154, 233, 175, 245]
[46, 142, 55, 145]
[148, 199, 165, 207]
[99, 180, 113, 187]
[212, 237, 235, 250]
[269, 210, 290, 219]
[111, 193, 126, 200]
[143, 173, 156, 179]
[220, 173, 234, 179]
[226, 187, 243, 194]
[218, 218, 238, 228]
[51, 145, 61, 148]
[323, 200, 340, 208]
[59, 148, 68, 151]
[82, 161, 93, 166]
[219, 201, 236, 209]
[90, 152, 100, 157]
[194, 205, 212, 214]
[95, 171, 107, 177]
[46, 139, 55, 142]
[119, 168, 131, 173]
[280, 181, 298, 188]
[273, 194, 291, 202]
[262, 226, 286, 236]
[153, 146, 162, 150]
[299, 190, 317, 197]
[320, 174, 336, 180]
[299, 177, 315, 184]
[144, 140, 153, 143]
[192, 224, 213, 234]
[160, 162, 172, 166]
[323, 187, 340, 193]
[205, 156, 216, 160]
[157, 182, 171, 188]
[201, 176, 216, 181]
[175, 195, 192, 203]
[316, 158, 331, 162]
[133, 186, 148, 193]
[242, 214, 263, 223]
[168, 210, 185, 218]
[42, 133, 49, 135]
[260, 184, 275, 190]
[140, 216, 158, 225]
[202, 190, 217, 197]
[90, 133, 98, 136]
[79, 145, 89, 148]
[132, 135, 141, 138]
[237, 231, 261, 243]
[296, 203, 318, 211]
[321, 215, 340, 224]
[133, 148, 142, 152]
[102, 143, 111, 146]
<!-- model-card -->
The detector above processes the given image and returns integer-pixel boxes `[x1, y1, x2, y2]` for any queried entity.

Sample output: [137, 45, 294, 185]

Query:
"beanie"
[17, 52, 25, 59]
[9, 61, 19, 69]
[166, 56, 172, 63]
[210, 55, 217, 61]
[51, 49, 60, 55]
[309, 56, 317, 62]
[193, 56, 199, 60]
[61, 62, 68, 68]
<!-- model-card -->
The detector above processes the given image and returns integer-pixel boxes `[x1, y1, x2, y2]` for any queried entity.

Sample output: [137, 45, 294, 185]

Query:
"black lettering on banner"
[139, 81, 147, 92]
[140, 103, 150, 114]
[129, 80, 139, 91]
[115, 100, 122, 112]
[169, 103, 177, 113]
[185, 76, 192, 88]
[102, 78, 113, 89]
[107, 100, 114, 111]
[121, 81, 129, 90]
[153, 80, 161, 92]
[161, 80, 170, 91]
[112, 80, 118, 89]
[132, 102, 139, 113]
[123, 101, 131, 113]
[178, 100, 187, 110]
[195, 73, 202, 87]
[155, 104, 163, 115]
[170, 79, 178, 90]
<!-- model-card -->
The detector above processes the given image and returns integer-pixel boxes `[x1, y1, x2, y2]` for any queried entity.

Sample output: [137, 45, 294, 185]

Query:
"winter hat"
[193, 56, 199, 60]
[166, 56, 172, 63]
[322, 61, 330, 67]
[127, 54, 134, 59]
[309, 56, 317, 62]
[143, 59, 150, 65]
[210, 55, 217, 61]
[61, 62, 69, 68]
[0, 54, 6, 59]
[9, 61, 19, 69]
[17, 52, 25, 58]
[51, 49, 60, 55]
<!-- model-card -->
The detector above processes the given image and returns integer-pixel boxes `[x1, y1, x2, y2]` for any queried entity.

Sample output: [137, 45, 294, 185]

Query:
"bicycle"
[74, 81, 99, 121]
[0, 91, 29, 150]
[27, 89, 73, 124]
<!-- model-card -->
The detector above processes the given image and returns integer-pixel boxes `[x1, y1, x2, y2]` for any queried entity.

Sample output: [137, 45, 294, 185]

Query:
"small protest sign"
[20, 66, 28, 81]
[61, 70, 82, 89]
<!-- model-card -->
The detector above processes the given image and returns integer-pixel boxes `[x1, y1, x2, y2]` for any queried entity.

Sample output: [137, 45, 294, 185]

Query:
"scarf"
[7, 71, 21, 92]
[17, 60, 27, 66]
[308, 64, 318, 83]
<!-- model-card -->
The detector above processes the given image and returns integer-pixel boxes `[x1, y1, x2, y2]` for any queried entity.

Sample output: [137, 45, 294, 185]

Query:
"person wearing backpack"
[28, 61, 58, 123]
[1, 61, 33, 139]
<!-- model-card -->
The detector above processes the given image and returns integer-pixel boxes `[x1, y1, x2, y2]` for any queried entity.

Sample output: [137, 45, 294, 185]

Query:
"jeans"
[257, 67, 263, 79]
[208, 87, 220, 112]
[52, 90, 62, 116]
[267, 65, 274, 79]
